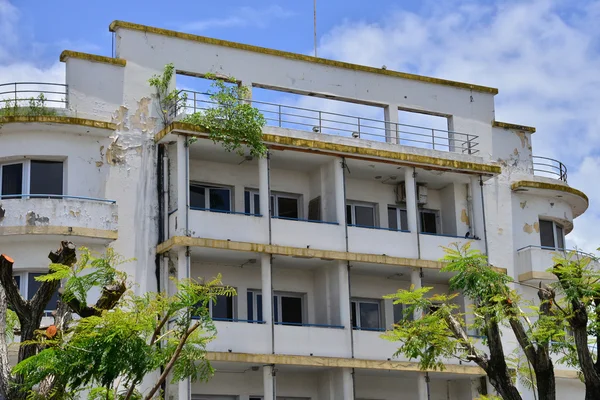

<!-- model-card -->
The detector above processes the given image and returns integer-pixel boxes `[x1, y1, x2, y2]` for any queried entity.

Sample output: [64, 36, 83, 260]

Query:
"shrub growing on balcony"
[0, 94, 57, 117]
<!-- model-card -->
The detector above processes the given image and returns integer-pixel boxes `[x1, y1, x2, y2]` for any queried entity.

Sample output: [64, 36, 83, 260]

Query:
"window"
[190, 184, 231, 212]
[244, 190, 302, 219]
[393, 302, 413, 323]
[210, 294, 234, 320]
[388, 206, 408, 231]
[0, 160, 63, 198]
[247, 290, 305, 325]
[347, 202, 376, 227]
[419, 209, 439, 234]
[13, 272, 58, 312]
[539, 219, 565, 250]
[351, 299, 382, 330]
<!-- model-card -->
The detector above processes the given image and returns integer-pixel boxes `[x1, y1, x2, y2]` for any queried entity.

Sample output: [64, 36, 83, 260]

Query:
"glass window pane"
[393, 303, 403, 323]
[556, 225, 565, 250]
[212, 294, 233, 320]
[257, 294, 263, 322]
[254, 194, 260, 215]
[355, 205, 375, 227]
[351, 302, 357, 328]
[277, 197, 298, 219]
[1, 164, 22, 196]
[30, 161, 63, 196]
[281, 296, 303, 324]
[359, 302, 380, 329]
[190, 186, 206, 209]
[209, 188, 230, 211]
[539, 220, 555, 248]
[346, 205, 353, 224]
[247, 291, 253, 321]
[420, 211, 437, 234]
[28, 273, 59, 310]
[400, 209, 408, 231]
[388, 207, 398, 230]
[244, 191, 250, 214]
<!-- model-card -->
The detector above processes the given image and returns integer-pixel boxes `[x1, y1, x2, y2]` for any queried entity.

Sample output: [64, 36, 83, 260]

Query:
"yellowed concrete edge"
[555, 369, 581, 380]
[0, 226, 118, 240]
[109, 20, 498, 95]
[511, 180, 589, 205]
[518, 271, 556, 282]
[206, 351, 485, 375]
[493, 121, 536, 133]
[59, 50, 126, 67]
[0, 115, 117, 130]
[157, 236, 507, 274]
[155, 123, 502, 175]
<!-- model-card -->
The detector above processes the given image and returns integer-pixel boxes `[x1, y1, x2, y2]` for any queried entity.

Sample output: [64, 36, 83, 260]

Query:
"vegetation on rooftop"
[0, 94, 58, 118]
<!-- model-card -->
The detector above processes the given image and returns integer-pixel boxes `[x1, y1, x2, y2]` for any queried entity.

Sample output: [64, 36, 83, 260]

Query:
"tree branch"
[143, 321, 201, 400]
[0, 285, 13, 399]
[444, 312, 488, 370]
[0, 253, 28, 316]
[150, 312, 171, 346]
[64, 281, 126, 318]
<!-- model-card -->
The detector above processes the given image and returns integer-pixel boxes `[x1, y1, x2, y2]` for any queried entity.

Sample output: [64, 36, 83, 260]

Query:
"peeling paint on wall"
[523, 223, 533, 234]
[533, 221, 539, 233]
[26, 211, 49, 226]
[515, 131, 530, 149]
[130, 97, 157, 133]
[497, 227, 504, 235]
[111, 105, 129, 132]
[95, 161, 104, 168]
[520, 201, 527, 209]
[460, 209, 469, 226]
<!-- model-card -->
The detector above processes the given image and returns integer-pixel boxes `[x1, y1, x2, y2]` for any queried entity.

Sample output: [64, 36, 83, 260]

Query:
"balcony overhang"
[511, 179, 588, 218]
[0, 116, 116, 137]
[155, 122, 501, 176]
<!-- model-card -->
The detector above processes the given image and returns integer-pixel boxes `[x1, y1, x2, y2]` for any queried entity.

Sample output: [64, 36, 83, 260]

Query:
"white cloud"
[0, 0, 19, 63]
[181, 5, 294, 32]
[304, 0, 600, 253]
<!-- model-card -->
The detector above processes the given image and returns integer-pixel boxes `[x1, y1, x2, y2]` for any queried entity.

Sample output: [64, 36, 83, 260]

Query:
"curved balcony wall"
[0, 196, 117, 240]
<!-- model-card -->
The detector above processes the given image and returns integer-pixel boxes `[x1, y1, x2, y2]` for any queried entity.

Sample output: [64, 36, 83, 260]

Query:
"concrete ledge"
[511, 180, 588, 218]
[493, 121, 536, 133]
[60, 50, 126, 67]
[157, 236, 507, 274]
[0, 226, 117, 240]
[109, 20, 498, 95]
[518, 271, 556, 282]
[206, 351, 485, 375]
[155, 123, 502, 175]
[0, 115, 116, 130]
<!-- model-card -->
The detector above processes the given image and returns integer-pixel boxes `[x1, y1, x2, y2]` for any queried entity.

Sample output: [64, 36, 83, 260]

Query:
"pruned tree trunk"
[484, 317, 523, 400]
[0, 279, 13, 399]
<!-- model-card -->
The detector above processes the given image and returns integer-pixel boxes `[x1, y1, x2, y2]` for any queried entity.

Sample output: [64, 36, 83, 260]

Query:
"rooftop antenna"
[313, 0, 317, 57]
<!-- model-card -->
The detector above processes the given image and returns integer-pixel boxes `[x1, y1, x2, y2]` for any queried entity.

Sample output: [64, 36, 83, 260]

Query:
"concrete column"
[416, 372, 428, 400]
[464, 296, 477, 336]
[176, 134, 188, 236]
[470, 176, 485, 245]
[404, 168, 418, 234]
[411, 268, 422, 320]
[337, 261, 351, 330]
[177, 247, 188, 281]
[178, 380, 190, 400]
[259, 155, 270, 218]
[384, 104, 399, 144]
[263, 365, 275, 400]
[261, 254, 273, 325]
[333, 157, 346, 225]
[341, 368, 354, 399]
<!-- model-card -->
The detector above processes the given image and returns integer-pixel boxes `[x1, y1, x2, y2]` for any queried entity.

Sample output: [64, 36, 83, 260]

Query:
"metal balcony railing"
[532, 156, 568, 183]
[0, 82, 68, 109]
[175, 90, 480, 155]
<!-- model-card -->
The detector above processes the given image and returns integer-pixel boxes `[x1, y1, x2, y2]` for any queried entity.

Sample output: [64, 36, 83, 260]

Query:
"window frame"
[244, 189, 303, 219]
[189, 182, 233, 212]
[387, 205, 408, 231]
[209, 292, 236, 321]
[346, 200, 378, 227]
[539, 218, 566, 250]
[351, 298, 383, 330]
[247, 289, 264, 323]
[244, 188, 261, 216]
[418, 208, 441, 234]
[0, 159, 65, 198]
[247, 290, 307, 325]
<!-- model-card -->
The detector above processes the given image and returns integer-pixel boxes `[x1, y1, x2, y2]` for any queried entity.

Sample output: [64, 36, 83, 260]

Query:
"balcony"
[533, 156, 567, 183]
[0, 195, 117, 241]
[0, 82, 68, 114]
[516, 245, 597, 282]
[207, 320, 271, 354]
[271, 217, 345, 251]
[274, 323, 351, 358]
[348, 226, 416, 258]
[176, 89, 480, 155]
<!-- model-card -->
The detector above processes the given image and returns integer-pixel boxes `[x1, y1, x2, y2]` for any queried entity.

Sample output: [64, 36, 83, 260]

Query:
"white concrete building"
[0, 20, 590, 399]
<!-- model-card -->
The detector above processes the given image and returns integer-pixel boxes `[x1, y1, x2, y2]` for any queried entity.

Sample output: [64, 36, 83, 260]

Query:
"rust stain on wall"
[498, 227, 504, 235]
[523, 223, 533, 234]
[69, 210, 81, 218]
[95, 161, 104, 168]
[106, 137, 127, 166]
[515, 131, 529, 149]
[460, 209, 469, 225]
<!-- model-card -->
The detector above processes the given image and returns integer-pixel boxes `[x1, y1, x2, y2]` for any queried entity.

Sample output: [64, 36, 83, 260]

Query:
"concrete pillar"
[177, 247, 188, 281]
[411, 268, 422, 320]
[263, 365, 275, 400]
[259, 155, 270, 218]
[178, 380, 190, 400]
[464, 296, 477, 336]
[334, 157, 346, 225]
[341, 368, 354, 399]
[404, 168, 419, 234]
[384, 104, 399, 144]
[470, 176, 485, 246]
[261, 254, 273, 325]
[176, 135, 188, 236]
[416, 372, 428, 400]
[337, 261, 351, 331]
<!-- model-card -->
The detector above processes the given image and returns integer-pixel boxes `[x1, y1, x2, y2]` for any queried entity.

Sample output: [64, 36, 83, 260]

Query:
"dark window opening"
[247, 291, 263, 322]
[388, 206, 408, 231]
[539, 220, 555, 248]
[1, 163, 23, 197]
[347, 203, 376, 227]
[280, 296, 303, 324]
[30, 161, 63, 197]
[308, 196, 321, 221]
[277, 197, 299, 219]
[420, 210, 438, 234]
[351, 300, 381, 330]
[28, 273, 59, 311]
[190, 184, 231, 212]
[211, 294, 233, 320]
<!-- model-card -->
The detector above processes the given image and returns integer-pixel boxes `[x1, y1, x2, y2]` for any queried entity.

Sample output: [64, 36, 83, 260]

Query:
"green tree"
[383, 243, 595, 400]
[0, 243, 234, 399]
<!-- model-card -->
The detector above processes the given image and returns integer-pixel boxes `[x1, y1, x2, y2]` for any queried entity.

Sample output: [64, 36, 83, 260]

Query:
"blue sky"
[2, 0, 600, 252]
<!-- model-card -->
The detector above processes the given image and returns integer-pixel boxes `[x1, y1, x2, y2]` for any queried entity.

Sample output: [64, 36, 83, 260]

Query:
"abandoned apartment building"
[0, 20, 589, 400]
